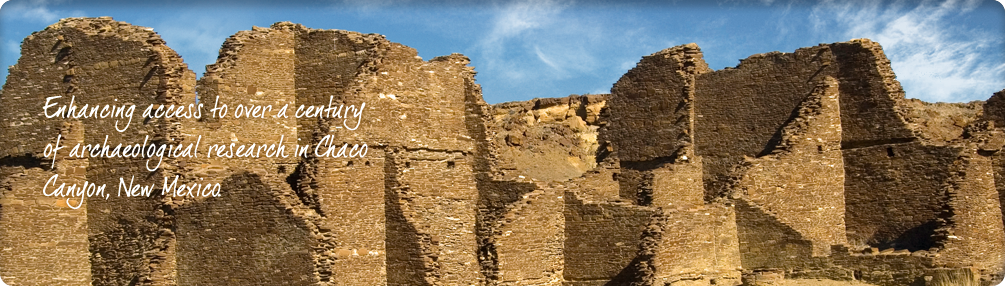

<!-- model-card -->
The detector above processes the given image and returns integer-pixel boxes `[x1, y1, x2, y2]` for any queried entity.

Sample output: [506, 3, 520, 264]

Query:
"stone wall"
[175, 172, 315, 285]
[603, 44, 708, 163]
[842, 143, 958, 249]
[695, 45, 838, 200]
[0, 167, 91, 285]
[562, 188, 655, 285]
[494, 184, 565, 285]
[933, 153, 1004, 278]
[644, 204, 742, 286]
[0, 17, 187, 285]
[0, 17, 1002, 286]
[729, 76, 846, 258]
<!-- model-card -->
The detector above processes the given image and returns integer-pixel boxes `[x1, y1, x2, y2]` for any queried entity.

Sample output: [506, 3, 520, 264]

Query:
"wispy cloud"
[337, 0, 414, 14]
[534, 45, 561, 71]
[473, 0, 675, 100]
[1, 0, 85, 24]
[152, 13, 255, 77]
[810, 0, 1003, 102]
[477, 0, 569, 80]
[5, 39, 19, 52]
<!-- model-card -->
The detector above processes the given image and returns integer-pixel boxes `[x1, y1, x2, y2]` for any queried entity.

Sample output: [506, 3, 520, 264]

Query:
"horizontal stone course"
[0, 17, 1002, 286]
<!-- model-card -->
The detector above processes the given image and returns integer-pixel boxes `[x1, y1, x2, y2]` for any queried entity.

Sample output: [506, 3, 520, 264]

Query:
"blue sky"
[0, 0, 1002, 104]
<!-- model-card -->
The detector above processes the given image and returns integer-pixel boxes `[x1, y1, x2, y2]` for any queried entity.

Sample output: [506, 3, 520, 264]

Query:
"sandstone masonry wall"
[0, 17, 1002, 286]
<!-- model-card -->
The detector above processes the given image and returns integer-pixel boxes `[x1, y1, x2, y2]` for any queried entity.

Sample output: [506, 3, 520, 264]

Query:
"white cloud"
[337, 0, 414, 13]
[5, 39, 19, 53]
[469, 0, 690, 102]
[477, 0, 569, 79]
[810, 0, 1004, 102]
[590, 87, 610, 94]
[152, 13, 254, 77]
[1, 0, 84, 24]
[534, 45, 561, 71]
[484, 0, 566, 43]
[475, 0, 671, 83]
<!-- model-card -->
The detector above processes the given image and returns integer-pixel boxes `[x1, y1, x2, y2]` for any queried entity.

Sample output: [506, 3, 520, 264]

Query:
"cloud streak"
[472, 0, 679, 102]
[152, 12, 256, 77]
[810, 0, 1003, 102]
[1, 0, 85, 24]
[476, 0, 568, 80]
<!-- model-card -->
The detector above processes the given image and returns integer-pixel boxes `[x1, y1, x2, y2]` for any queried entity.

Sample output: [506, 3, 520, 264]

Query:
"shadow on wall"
[878, 220, 939, 251]
[176, 172, 315, 285]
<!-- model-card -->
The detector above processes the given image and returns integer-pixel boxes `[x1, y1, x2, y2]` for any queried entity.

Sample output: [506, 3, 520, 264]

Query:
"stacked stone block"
[0, 17, 1002, 286]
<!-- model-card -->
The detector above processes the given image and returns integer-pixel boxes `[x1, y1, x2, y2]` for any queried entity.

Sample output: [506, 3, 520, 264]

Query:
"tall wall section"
[0, 17, 190, 285]
[928, 91, 1006, 281]
[603, 44, 708, 164]
[296, 34, 487, 285]
[289, 25, 389, 285]
[558, 44, 743, 286]
[727, 76, 846, 261]
[964, 91, 1004, 220]
[694, 45, 840, 200]
[177, 23, 317, 285]
[825, 41, 1001, 259]
[471, 71, 583, 285]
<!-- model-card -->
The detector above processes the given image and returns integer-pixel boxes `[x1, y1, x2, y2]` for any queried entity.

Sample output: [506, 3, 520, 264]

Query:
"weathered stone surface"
[0, 18, 1002, 286]
[489, 94, 607, 182]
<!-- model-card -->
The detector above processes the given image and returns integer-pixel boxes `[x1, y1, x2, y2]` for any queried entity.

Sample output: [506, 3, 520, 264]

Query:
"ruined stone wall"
[827, 40, 917, 145]
[0, 24, 92, 285]
[313, 150, 387, 285]
[650, 161, 705, 208]
[494, 183, 565, 285]
[1, 17, 1003, 287]
[463, 62, 584, 286]
[983, 92, 1005, 220]
[0, 166, 91, 285]
[344, 49, 484, 286]
[842, 143, 958, 249]
[572, 161, 621, 203]
[965, 91, 1005, 219]
[603, 44, 708, 163]
[729, 77, 846, 259]
[551, 43, 743, 287]
[292, 27, 378, 145]
[187, 23, 490, 286]
[829, 245, 936, 286]
[694, 45, 839, 199]
[289, 26, 388, 285]
[934, 153, 1005, 277]
[826, 40, 965, 252]
[188, 23, 300, 183]
[178, 23, 321, 286]
[561, 188, 655, 285]
[734, 197, 817, 269]
[0, 18, 495, 286]
[643, 204, 742, 286]
[825, 42, 988, 253]
[384, 149, 481, 285]
[175, 172, 315, 285]
[666, 44, 850, 271]
[0, 18, 188, 285]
